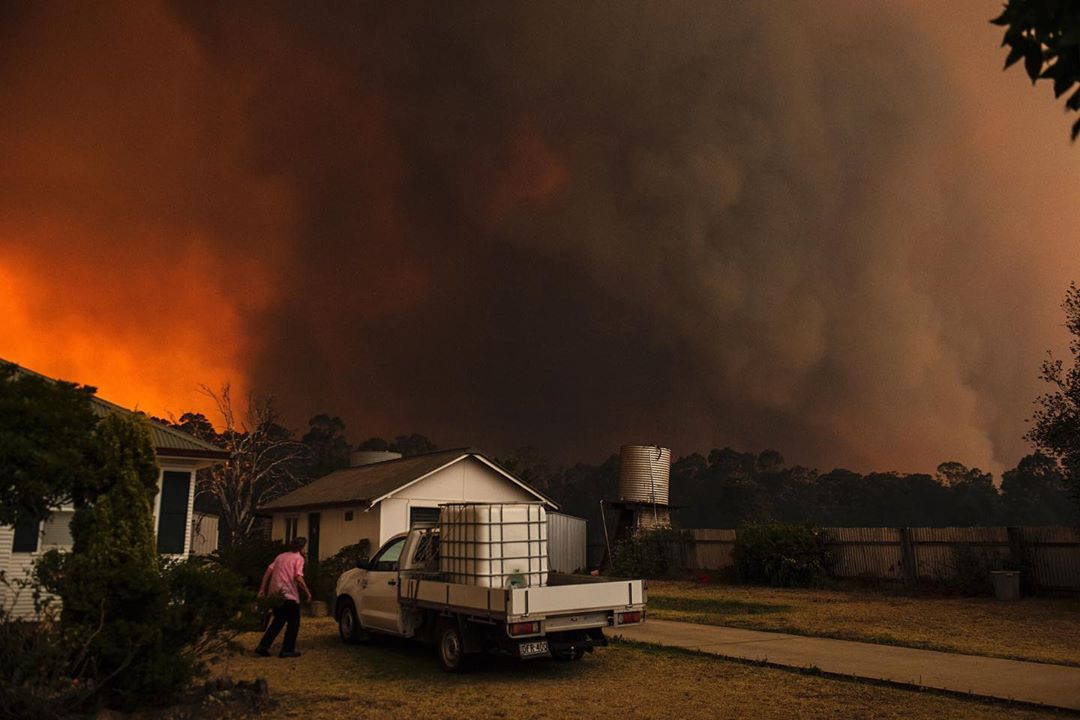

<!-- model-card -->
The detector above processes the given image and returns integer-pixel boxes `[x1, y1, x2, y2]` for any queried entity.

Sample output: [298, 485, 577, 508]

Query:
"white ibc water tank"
[619, 445, 671, 505]
[439, 503, 549, 588]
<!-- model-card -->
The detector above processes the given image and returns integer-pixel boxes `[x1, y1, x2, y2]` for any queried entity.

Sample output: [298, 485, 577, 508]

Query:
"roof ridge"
[2, 358, 226, 455]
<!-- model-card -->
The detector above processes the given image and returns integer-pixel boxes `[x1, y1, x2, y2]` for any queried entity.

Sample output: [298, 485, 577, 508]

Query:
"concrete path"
[616, 619, 1080, 711]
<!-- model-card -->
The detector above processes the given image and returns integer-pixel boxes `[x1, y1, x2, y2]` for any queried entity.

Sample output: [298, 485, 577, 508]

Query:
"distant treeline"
[502, 447, 1077, 529]
[174, 406, 1076, 532]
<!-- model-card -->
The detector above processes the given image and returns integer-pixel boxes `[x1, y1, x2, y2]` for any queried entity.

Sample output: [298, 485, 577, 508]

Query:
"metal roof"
[260, 448, 556, 511]
[2, 359, 228, 460]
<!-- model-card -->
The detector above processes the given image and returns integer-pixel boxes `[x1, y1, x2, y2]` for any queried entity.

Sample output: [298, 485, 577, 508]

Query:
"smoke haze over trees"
[2, 2, 1079, 476]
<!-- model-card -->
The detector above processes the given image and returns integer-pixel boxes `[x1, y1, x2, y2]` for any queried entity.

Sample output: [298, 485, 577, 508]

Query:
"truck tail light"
[509, 621, 540, 636]
[618, 611, 642, 624]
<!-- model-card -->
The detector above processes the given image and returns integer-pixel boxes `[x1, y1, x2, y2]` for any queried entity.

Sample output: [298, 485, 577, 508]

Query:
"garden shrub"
[733, 523, 833, 587]
[943, 546, 995, 596]
[607, 528, 690, 578]
[0, 575, 93, 720]
[208, 535, 288, 590]
[46, 414, 253, 712]
[315, 540, 371, 603]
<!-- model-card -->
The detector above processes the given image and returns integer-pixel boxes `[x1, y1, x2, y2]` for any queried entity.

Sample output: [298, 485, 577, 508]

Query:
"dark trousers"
[258, 600, 301, 653]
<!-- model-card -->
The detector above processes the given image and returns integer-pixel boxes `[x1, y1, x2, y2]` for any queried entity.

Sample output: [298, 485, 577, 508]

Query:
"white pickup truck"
[334, 526, 647, 671]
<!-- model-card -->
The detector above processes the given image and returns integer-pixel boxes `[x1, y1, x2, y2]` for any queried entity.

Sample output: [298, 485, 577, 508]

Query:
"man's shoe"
[255, 647, 271, 657]
[278, 651, 301, 658]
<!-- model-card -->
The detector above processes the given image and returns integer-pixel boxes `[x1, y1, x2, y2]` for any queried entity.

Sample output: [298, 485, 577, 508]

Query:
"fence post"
[1006, 526, 1031, 593]
[899, 527, 918, 584]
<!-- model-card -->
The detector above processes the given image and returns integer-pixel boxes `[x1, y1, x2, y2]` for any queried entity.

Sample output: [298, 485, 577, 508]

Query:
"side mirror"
[356, 557, 370, 570]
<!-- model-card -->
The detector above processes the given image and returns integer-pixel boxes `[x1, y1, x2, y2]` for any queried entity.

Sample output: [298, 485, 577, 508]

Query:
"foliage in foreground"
[733, 524, 833, 588]
[993, 0, 1080, 141]
[0, 362, 99, 527]
[11, 414, 254, 715]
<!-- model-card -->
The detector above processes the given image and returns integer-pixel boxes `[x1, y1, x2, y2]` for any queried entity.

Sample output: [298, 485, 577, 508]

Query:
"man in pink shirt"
[256, 537, 313, 658]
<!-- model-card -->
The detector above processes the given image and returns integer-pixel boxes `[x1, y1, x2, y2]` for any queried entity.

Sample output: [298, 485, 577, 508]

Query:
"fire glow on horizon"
[1, 0, 1078, 473]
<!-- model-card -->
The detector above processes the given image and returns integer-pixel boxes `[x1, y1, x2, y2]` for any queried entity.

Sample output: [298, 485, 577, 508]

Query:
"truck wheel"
[337, 599, 366, 644]
[437, 623, 473, 673]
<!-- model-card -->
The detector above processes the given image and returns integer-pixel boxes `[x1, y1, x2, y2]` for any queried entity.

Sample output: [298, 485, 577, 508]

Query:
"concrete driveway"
[617, 619, 1080, 711]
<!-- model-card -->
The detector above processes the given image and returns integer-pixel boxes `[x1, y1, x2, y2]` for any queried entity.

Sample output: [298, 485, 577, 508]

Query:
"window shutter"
[157, 471, 191, 554]
[12, 518, 40, 553]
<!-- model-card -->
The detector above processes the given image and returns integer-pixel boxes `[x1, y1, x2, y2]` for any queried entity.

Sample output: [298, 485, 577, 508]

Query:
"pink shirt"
[267, 551, 305, 602]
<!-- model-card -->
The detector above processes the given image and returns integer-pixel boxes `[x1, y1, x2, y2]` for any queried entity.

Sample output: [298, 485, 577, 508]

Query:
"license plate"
[519, 640, 549, 659]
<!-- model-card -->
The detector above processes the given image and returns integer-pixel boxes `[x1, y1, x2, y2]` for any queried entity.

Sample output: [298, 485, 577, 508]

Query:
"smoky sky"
[2, 1, 1078, 474]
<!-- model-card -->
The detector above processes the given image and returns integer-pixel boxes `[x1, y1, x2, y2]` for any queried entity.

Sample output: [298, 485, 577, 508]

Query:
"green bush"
[944, 546, 995, 596]
[607, 528, 689, 578]
[733, 524, 833, 587]
[314, 541, 371, 603]
[44, 414, 254, 712]
[208, 535, 288, 590]
[0, 575, 93, 720]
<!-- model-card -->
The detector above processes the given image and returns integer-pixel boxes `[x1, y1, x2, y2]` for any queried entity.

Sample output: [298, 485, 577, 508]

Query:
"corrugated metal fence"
[678, 526, 1080, 591]
[547, 512, 587, 573]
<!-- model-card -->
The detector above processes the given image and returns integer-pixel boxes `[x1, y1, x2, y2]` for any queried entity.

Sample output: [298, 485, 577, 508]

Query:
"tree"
[498, 446, 559, 494]
[41, 413, 251, 711]
[1001, 452, 1073, 524]
[356, 433, 438, 457]
[390, 433, 438, 457]
[57, 413, 168, 709]
[1026, 282, 1080, 517]
[935, 462, 1001, 526]
[190, 385, 307, 547]
[301, 413, 352, 479]
[993, 0, 1080, 141]
[0, 363, 99, 526]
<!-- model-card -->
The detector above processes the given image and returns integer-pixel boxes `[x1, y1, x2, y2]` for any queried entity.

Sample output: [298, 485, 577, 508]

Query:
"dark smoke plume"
[2, 1, 1077, 473]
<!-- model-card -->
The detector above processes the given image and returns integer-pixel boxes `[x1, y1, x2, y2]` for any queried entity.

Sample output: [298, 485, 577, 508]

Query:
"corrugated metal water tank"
[619, 445, 671, 505]
[546, 512, 587, 573]
[439, 503, 548, 587]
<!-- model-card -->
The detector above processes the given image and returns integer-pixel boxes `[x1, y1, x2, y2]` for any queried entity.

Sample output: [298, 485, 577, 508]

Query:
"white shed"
[0, 360, 229, 618]
[260, 448, 557, 561]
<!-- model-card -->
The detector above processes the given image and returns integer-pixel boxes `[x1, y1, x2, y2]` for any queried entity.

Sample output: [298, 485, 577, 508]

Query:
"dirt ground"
[209, 617, 1062, 719]
[647, 581, 1080, 666]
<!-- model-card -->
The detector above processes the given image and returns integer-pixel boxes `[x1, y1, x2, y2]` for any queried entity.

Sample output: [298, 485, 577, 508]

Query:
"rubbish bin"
[991, 570, 1020, 601]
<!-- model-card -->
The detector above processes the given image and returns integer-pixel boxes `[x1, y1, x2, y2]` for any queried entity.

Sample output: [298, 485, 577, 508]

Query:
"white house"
[0, 361, 229, 618]
[260, 449, 557, 561]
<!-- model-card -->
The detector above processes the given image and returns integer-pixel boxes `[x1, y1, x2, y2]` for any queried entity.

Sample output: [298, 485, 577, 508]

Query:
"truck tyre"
[437, 623, 473, 673]
[337, 599, 367, 644]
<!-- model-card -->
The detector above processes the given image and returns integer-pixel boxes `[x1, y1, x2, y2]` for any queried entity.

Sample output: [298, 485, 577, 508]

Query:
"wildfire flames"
[2, 0, 1078, 472]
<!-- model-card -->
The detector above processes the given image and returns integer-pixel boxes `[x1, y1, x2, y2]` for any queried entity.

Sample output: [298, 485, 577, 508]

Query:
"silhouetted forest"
[172, 407, 1077, 535]
[503, 446, 1077, 530]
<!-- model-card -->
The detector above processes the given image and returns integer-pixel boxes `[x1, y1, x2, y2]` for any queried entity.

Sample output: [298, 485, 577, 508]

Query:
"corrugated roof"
[2, 359, 228, 460]
[260, 448, 554, 511]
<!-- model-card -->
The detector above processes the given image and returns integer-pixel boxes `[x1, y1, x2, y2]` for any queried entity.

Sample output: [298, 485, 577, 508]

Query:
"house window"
[284, 516, 299, 544]
[41, 511, 74, 548]
[409, 507, 441, 528]
[344, 510, 354, 522]
[157, 471, 191, 554]
[12, 517, 40, 553]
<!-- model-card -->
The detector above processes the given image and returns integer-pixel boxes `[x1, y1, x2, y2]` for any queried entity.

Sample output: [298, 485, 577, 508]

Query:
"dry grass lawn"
[648, 581, 1080, 666]
[209, 617, 1061, 719]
